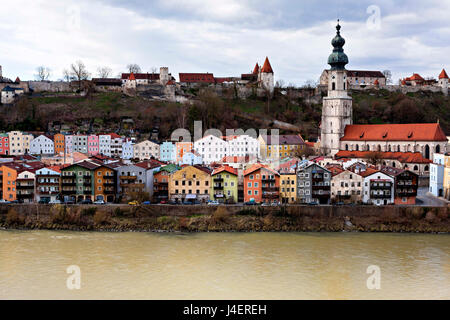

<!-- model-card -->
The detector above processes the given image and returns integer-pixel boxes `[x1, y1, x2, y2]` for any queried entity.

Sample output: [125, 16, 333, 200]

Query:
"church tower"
[321, 21, 353, 156]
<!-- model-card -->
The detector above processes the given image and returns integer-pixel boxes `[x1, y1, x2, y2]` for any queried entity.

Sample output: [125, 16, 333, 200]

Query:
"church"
[320, 21, 448, 166]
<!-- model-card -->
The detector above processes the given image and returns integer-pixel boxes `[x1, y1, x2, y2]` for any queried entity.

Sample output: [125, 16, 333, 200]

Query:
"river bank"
[1, 204, 449, 233]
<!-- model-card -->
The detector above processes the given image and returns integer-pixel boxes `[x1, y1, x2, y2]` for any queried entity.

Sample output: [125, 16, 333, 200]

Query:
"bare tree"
[69, 60, 90, 91]
[383, 70, 392, 84]
[97, 66, 112, 78]
[63, 69, 74, 82]
[35, 66, 51, 81]
[150, 67, 157, 74]
[127, 64, 141, 73]
[275, 79, 285, 89]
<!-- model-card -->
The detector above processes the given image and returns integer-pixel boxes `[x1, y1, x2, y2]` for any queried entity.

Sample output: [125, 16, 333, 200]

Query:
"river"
[0, 231, 449, 300]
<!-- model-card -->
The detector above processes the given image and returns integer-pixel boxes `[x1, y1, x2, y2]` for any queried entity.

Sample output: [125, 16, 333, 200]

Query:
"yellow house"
[444, 155, 450, 200]
[280, 173, 297, 204]
[259, 134, 306, 160]
[168, 165, 212, 203]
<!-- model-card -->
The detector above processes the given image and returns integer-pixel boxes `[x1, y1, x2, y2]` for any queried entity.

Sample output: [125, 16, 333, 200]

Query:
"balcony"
[213, 177, 224, 183]
[262, 186, 278, 192]
[103, 181, 115, 187]
[120, 175, 137, 180]
[103, 175, 115, 180]
[83, 190, 93, 195]
[214, 184, 224, 190]
[16, 184, 34, 189]
[371, 193, 391, 199]
[262, 178, 276, 183]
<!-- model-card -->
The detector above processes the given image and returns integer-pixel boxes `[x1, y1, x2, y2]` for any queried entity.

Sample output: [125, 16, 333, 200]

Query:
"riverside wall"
[0, 204, 448, 233]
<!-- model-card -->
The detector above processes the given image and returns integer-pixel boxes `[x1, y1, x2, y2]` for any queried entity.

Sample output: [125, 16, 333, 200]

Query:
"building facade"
[30, 135, 54, 155]
[8, 131, 33, 155]
[160, 141, 176, 163]
[211, 166, 238, 203]
[330, 169, 363, 203]
[280, 173, 297, 204]
[35, 167, 60, 203]
[168, 166, 212, 203]
[133, 140, 160, 160]
[430, 153, 446, 197]
[297, 163, 331, 204]
[243, 164, 280, 204]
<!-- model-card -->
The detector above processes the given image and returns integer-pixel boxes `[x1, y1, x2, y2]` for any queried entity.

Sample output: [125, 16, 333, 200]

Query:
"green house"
[211, 166, 239, 204]
[61, 161, 99, 203]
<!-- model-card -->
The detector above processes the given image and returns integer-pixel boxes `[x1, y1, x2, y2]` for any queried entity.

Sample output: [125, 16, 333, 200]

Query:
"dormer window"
[382, 132, 388, 138]
[407, 131, 413, 138]
[359, 132, 365, 139]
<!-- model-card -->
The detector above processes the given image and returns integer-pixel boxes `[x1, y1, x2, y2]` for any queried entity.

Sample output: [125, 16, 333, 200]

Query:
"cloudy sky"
[1, 0, 449, 85]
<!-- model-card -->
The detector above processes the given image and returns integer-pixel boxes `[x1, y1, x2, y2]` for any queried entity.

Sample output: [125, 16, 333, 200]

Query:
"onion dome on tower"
[328, 20, 349, 70]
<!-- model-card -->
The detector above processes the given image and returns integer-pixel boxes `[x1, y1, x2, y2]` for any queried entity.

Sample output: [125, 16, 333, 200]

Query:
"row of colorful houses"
[0, 153, 420, 205]
[0, 130, 308, 164]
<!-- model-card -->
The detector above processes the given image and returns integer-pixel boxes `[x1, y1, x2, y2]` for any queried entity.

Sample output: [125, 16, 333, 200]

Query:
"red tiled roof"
[356, 167, 380, 178]
[406, 73, 424, 81]
[109, 133, 121, 139]
[166, 80, 175, 85]
[128, 72, 136, 81]
[15, 77, 21, 83]
[179, 73, 215, 83]
[335, 150, 432, 164]
[212, 165, 238, 176]
[439, 69, 449, 79]
[341, 123, 447, 142]
[261, 57, 273, 73]
[121, 73, 159, 80]
[244, 163, 279, 176]
[373, 79, 379, 85]
[326, 164, 344, 176]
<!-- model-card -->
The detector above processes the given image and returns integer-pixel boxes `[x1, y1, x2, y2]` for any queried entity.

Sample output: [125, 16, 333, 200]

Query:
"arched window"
[345, 144, 349, 151]
[343, 83, 346, 90]
[392, 162, 396, 168]
[367, 145, 370, 151]
[388, 145, 392, 152]
[424, 165, 429, 172]
[332, 83, 336, 90]
[356, 145, 359, 151]
[413, 165, 419, 171]
[425, 145, 430, 159]
[397, 145, 401, 152]
[378, 145, 381, 152]
[436, 145, 441, 154]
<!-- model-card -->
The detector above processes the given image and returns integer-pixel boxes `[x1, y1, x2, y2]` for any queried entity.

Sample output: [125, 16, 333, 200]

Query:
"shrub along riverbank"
[0, 204, 449, 233]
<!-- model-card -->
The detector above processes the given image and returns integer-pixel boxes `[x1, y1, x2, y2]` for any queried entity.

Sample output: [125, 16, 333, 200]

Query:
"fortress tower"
[439, 69, 449, 96]
[320, 21, 353, 156]
[259, 57, 274, 95]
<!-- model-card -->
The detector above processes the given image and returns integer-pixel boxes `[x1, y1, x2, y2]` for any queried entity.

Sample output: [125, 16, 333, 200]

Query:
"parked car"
[80, 199, 93, 205]
[38, 198, 50, 204]
[308, 201, 319, 206]
[0, 199, 11, 204]
[142, 201, 151, 205]
[159, 200, 168, 205]
[93, 200, 106, 205]
[208, 200, 220, 206]
[49, 200, 62, 204]
[270, 202, 280, 206]
[182, 201, 193, 205]
[168, 200, 178, 205]
[128, 200, 139, 206]
[261, 202, 270, 207]
[244, 201, 257, 206]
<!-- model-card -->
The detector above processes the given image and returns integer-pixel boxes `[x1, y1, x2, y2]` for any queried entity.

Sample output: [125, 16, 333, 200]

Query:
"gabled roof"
[261, 134, 305, 145]
[64, 160, 100, 171]
[261, 57, 273, 73]
[253, 63, 260, 74]
[340, 123, 447, 142]
[346, 70, 385, 78]
[212, 165, 238, 176]
[439, 69, 449, 79]
[406, 73, 425, 81]
[135, 159, 165, 170]
[128, 72, 136, 81]
[157, 164, 181, 174]
[356, 167, 379, 178]
[244, 163, 279, 176]
[326, 164, 345, 176]
[335, 150, 432, 164]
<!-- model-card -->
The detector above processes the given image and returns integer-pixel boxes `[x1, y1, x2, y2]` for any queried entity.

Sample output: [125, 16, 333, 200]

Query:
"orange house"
[93, 165, 116, 203]
[176, 142, 193, 163]
[0, 165, 18, 201]
[54, 133, 66, 154]
[244, 164, 280, 204]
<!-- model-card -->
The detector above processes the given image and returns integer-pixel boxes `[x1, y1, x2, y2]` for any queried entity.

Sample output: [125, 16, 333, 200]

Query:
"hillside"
[0, 88, 449, 141]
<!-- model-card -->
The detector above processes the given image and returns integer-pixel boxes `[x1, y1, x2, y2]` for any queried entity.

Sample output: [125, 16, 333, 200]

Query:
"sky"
[0, 0, 449, 85]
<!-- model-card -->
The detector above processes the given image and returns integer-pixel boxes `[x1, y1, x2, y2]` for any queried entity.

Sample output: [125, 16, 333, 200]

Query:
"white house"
[99, 134, 111, 156]
[361, 171, 395, 205]
[430, 153, 445, 197]
[225, 135, 260, 159]
[1, 86, 24, 104]
[194, 135, 228, 164]
[122, 139, 134, 160]
[8, 131, 33, 155]
[35, 167, 60, 202]
[133, 140, 160, 160]
[109, 134, 123, 158]
[30, 135, 54, 155]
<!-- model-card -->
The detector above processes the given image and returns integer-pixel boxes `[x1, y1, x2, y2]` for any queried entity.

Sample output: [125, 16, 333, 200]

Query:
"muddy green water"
[0, 231, 449, 299]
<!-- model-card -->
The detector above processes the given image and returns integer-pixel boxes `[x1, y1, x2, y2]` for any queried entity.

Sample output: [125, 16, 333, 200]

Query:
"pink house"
[0, 134, 9, 155]
[87, 135, 99, 156]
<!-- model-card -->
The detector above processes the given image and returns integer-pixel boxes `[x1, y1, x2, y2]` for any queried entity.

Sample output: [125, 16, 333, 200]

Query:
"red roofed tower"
[439, 69, 449, 96]
[259, 57, 274, 94]
[253, 63, 259, 74]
